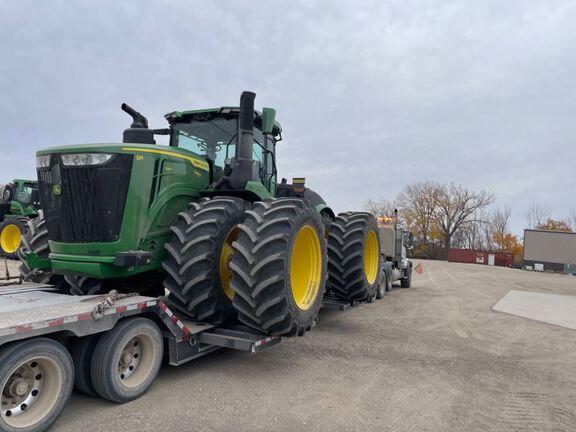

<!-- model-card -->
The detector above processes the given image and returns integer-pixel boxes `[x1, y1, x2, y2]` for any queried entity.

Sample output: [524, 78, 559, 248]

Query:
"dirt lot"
[3, 258, 576, 431]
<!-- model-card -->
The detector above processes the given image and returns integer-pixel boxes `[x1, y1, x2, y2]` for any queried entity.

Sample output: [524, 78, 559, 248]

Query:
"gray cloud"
[1, 0, 574, 233]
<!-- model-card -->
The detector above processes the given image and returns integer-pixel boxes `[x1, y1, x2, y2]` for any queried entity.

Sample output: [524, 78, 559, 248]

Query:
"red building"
[447, 248, 514, 268]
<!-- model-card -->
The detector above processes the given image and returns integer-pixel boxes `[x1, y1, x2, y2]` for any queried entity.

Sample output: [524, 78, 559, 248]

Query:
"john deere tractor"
[20, 91, 381, 336]
[0, 179, 40, 258]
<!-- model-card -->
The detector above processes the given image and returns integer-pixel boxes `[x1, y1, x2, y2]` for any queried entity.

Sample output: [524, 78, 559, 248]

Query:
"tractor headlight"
[36, 155, 51, 168]
[60, 153, 114, 166]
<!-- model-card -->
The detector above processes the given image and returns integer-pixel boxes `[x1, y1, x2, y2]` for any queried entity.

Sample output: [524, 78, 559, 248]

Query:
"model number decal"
[135, 155, 144, 161]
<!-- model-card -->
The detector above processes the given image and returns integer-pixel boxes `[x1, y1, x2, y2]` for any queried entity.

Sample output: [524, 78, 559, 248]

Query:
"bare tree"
[432, 183, 494, 257]
[525, 203, 550, 229]
[397, 182, 439, 242]
[453, 210, 492, 250]
[364, 198, 397, 221]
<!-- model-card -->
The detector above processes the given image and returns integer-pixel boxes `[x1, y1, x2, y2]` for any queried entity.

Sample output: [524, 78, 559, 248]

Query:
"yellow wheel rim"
[220, 227, 239, 300]
[364, 230, 379, 285]
[290, 225, 322, 311]
[0, 223, 22, 254]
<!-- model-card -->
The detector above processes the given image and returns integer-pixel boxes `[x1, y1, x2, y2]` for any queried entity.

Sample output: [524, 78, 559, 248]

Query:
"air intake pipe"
[229, 91, 256, 190]
[121, 103, 155, 144]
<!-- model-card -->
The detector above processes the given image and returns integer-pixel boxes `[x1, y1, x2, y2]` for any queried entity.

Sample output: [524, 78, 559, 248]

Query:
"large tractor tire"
[163, 197, 249, 324]
[327, 212, 381, 302]
[230, 199, 327, 336]
[0, 216, 30, 259]
[17, 212, 68, 291]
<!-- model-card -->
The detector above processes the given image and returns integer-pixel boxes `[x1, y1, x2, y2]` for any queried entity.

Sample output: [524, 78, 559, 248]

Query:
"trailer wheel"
[70, 335, 101, 397]
[0, 338, 74, 432]
[91, 318, 163, 403]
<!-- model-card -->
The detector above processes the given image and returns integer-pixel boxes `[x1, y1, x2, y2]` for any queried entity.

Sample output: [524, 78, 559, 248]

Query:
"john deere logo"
[52, 184, 62, 195]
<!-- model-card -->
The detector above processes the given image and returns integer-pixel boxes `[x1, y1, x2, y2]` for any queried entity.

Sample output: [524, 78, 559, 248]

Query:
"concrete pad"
[494, 290, 576, 330]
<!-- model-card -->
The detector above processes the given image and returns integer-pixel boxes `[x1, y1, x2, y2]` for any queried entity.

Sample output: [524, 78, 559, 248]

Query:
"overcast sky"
[1, 0, 574, 234]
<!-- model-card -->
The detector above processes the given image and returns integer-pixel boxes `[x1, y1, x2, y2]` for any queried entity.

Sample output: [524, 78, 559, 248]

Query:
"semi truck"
[376, 216, 414, 298]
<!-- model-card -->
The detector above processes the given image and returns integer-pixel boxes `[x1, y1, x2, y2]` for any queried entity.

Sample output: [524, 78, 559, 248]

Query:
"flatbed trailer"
[0, 283, 280, 432]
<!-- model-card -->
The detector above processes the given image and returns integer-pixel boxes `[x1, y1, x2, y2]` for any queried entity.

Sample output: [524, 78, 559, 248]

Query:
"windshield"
[15, 185, 33, 205]
[171, 116, 266, 174]
[173, 117, 237, 168]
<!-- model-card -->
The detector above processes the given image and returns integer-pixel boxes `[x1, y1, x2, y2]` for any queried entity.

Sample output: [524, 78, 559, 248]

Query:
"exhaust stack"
[229, 91, 256, 189]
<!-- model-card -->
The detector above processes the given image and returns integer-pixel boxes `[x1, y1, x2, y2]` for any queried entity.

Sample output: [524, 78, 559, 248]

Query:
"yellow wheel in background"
[364, 230, 379, 285]
[290, 225, 322, 311]
[0, 223, 22, 254]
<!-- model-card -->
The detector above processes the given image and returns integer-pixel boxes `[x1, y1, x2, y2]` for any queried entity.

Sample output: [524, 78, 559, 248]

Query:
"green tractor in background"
[20, 91, 382, 336]
[0, 179, 40, 258]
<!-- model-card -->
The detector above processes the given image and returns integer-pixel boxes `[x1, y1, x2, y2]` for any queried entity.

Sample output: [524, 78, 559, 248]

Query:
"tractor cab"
[164, 106, 281, 194]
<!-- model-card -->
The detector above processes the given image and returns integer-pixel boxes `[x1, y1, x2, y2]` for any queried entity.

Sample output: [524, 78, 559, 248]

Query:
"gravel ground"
[4, 258, 576, 431]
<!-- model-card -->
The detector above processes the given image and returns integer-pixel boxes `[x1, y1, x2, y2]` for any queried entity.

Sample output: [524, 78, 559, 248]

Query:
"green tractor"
[0, 179, 40, 258]
[20, 91, 382, 336]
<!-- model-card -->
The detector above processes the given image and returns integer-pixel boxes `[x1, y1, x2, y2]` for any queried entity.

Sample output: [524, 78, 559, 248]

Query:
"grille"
[38, 154, 133, 243]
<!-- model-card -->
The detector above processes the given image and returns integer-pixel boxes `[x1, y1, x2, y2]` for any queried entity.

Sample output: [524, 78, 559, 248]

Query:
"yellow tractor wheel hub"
[364, 230, 379, 285]
[220, 227, 239, 300]
[290, 225, 322, 311]
[0, 223, 22, 254]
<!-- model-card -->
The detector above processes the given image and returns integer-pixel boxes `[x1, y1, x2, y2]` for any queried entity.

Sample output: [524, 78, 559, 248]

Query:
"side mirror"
[262, 107, 276, 135]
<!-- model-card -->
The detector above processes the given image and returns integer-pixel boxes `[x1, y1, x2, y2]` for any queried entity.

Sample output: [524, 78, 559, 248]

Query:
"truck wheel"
[400, 266, 412, 288]
[376, 271, 388, 299]
[327, 212, 381, 302]
[163, 197, 249, 324]
[0, 216, 29, 259]
[91, 318, 163, 403]
[0, 338, 74, 432]
[230, 199, 327, 336]
[386, 272, 393, 291]
[70, 335, 101, 397]
[17, 212, 68, 291]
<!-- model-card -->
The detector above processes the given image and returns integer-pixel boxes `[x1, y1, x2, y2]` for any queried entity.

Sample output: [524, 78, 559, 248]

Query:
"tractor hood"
[36, 143, 209, 172]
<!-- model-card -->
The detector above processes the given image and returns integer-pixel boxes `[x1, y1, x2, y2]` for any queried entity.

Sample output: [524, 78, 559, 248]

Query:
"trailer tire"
[0, 338, 74, 432]
[231, 199, 327, 336]
[327, 212, 381, 302]
[91, 318, 163, 403]
[70, 335, 101, 397]
[0, 216, 30, 259]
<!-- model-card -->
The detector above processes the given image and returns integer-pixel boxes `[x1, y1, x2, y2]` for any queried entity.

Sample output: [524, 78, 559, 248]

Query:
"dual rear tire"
[163, 197, 327, 337]
[327, 212, 381, 303]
